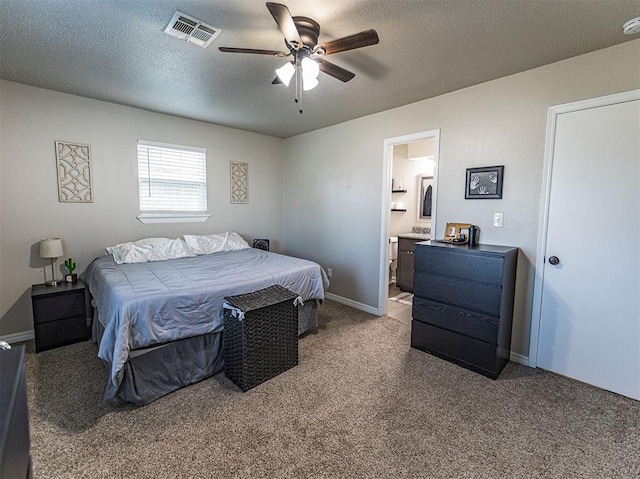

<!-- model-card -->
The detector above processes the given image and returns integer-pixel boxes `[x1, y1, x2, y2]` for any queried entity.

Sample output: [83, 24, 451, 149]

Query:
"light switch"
[493, 213, 504, 228]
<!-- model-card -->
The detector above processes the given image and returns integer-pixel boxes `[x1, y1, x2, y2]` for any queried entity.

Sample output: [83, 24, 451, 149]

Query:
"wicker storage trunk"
[223, 285, 299, 392]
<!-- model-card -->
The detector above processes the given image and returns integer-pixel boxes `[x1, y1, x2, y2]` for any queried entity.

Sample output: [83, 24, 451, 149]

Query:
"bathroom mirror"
[418, 175, 433, 221]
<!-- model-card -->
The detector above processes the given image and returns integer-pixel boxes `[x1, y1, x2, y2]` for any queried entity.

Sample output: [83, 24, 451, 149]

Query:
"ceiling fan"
[219, 2, 379, 112]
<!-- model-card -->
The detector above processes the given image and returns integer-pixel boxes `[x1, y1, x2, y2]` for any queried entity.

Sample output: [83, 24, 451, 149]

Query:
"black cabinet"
[411, 241, 518, 378]
[396, 237, 421, 292]
[31, 281, 89, 353]
[0, 346, 32, 479]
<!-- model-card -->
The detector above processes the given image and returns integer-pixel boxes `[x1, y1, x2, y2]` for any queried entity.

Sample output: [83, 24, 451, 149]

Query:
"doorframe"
[528, 89, 640, 367]
[378, 129, 440, 315]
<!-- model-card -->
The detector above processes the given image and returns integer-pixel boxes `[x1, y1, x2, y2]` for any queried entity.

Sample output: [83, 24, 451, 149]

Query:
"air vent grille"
[164, 11, 221, 48]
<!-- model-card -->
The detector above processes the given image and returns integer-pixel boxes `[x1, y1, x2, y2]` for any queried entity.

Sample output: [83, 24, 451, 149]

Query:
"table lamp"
[40, 238, 63, 286]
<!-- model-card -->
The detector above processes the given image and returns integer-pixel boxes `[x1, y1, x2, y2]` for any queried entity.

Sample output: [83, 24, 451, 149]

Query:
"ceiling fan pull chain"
[295, 65, 299, 105]
[295, 61, 303, 114]
[299, 74, 304, 114]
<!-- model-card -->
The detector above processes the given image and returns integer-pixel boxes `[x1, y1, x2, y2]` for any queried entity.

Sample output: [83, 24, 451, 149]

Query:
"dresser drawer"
[32, 290, 85, 323]
[410, 320, 504, 378]
[412, 296, 499, 345]
[414, 247, 504, 285]
[414, 272, 502, 316]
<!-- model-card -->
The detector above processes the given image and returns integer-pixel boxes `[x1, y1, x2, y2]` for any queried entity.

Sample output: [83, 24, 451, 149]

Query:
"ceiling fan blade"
[266, 2, 303, 49]
[219, 46, 289, 57]
[316, 29, 379, 55]
[317, 58, 355, 82]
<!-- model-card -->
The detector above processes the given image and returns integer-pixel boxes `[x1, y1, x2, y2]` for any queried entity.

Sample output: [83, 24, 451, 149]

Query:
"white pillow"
[106, 237, 193, 264]
[183, 231, 250, 255]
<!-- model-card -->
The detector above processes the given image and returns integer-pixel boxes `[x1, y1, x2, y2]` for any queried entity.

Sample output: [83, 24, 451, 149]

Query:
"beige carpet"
[23, 300, 640, 478]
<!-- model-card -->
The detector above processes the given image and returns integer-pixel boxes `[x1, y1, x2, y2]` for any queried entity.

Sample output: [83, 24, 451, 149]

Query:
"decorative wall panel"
[230, 161, 248, 204]
[55, 141, 93, 202]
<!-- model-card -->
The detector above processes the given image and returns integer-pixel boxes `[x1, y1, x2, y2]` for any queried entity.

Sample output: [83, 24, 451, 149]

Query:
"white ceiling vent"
[164, 11, 222, 48]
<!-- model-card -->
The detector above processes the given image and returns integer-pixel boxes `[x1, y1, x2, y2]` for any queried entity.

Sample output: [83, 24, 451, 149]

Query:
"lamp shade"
[301, 57, 319, 91]
[275, 62, 295, 87]
[301, 57, 319, 80]
[303, 77, 319, 91]
[40, 238, 63, 258]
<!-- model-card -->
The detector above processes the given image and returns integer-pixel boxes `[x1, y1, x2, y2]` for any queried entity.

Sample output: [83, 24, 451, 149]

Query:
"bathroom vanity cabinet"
[396, 237, 422, 292]
[411, 241, 518, 378]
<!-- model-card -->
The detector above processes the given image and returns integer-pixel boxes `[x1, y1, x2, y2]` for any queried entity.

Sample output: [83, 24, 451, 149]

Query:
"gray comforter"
[81, 248, 329, 401]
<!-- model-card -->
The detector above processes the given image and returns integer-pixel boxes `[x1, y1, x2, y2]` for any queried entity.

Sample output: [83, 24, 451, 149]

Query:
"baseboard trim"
[324, 293, 382, 316]
[0, 318, 529, 366]
[0, 329, 34, 345]
[325, 293, 530, 366]
[510, 351, 529, 366]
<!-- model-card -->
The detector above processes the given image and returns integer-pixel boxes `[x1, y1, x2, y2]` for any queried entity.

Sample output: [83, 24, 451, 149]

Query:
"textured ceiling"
[1, 0, 639, 138]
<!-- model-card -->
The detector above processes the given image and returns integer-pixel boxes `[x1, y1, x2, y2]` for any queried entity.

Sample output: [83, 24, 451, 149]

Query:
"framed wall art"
[55, 140, 93, 202]
[465, 165, 504, 199]
[230, 161, 248, 204]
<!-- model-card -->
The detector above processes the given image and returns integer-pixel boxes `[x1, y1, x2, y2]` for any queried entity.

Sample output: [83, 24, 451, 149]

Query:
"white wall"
[3, 39, 638, 351]
[283, 39, 640, 357]
[0, 81, 284, 338]
[390, 141, 434, 236]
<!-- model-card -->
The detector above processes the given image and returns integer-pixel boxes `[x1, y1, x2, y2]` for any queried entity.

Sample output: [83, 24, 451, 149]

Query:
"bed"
[81, 237, 329, 405]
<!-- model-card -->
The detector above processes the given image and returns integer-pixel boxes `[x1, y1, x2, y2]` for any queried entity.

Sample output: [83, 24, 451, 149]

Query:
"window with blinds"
[137, 140, 209, 223]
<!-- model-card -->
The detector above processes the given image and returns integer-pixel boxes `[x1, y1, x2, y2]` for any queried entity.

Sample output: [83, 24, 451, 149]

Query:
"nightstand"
[31, 281, 89, 353]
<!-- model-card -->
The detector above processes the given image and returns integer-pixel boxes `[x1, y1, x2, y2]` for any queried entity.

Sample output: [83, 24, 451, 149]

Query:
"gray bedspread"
[81, 248, 329, 401]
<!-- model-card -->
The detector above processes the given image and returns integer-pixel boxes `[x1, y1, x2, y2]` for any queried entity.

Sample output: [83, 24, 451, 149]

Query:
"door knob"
[548, 256, 560, 265]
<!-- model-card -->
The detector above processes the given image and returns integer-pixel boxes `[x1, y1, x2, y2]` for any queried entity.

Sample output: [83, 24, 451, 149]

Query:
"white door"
[537, 94, 639, 400]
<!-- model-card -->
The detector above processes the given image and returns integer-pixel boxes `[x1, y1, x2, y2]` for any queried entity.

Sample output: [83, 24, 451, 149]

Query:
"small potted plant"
[64, 258, 77, 283]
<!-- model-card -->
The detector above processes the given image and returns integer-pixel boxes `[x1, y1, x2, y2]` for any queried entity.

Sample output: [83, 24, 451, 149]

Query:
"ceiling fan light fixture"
[222, 3, 378, 112]
[301, 57, 320, 90]
[303, 77, 319, 91]
[276, 62, 296, 86]
[301, 57, 320, 79]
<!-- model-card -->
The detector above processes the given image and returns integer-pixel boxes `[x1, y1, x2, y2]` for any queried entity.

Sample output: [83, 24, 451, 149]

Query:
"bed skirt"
[120, 332, 223, 406]
[93, 299, 318, 405]
[94, 321, 224, 406]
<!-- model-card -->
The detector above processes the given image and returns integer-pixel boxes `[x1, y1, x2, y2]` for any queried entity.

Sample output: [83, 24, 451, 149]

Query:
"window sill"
[137, 214, 210, 224]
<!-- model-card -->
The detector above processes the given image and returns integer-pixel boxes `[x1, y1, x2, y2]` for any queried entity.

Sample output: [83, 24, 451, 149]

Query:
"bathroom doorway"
[379, 130, 440, 317]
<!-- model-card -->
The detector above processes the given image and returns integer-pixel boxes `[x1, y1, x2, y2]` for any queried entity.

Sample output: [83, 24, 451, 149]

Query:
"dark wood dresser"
[0, 346, 32, 478]
[411, 241, 518, 378]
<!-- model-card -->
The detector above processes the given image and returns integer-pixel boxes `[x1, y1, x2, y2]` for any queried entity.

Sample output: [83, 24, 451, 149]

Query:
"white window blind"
[137, 140, 208, 219]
